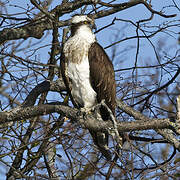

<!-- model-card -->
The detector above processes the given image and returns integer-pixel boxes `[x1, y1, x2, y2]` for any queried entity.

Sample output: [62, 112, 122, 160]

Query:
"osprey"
[60, 15, 116, 160]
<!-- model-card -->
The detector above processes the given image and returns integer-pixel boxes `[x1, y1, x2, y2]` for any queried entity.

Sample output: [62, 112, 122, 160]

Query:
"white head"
[70, 15, 96, 35]
[71, 15, 94, 24]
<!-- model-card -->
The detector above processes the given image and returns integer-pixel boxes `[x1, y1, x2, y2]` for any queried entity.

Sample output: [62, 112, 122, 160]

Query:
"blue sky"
[4, 0, 180, 68]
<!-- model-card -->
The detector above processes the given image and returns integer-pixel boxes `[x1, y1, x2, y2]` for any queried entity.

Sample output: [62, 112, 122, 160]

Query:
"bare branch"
[23, 79, 66, 107]
[0, 101, 175, 133]
[30, 0, 55, 20]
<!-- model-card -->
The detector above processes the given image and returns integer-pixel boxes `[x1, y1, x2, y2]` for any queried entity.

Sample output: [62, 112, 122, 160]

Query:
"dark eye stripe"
[72, 21, 90, 26]
[84, 21, 90, 24]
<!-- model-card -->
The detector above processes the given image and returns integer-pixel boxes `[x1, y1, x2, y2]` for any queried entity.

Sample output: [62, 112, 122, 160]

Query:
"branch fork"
[77, 100, 123, 148]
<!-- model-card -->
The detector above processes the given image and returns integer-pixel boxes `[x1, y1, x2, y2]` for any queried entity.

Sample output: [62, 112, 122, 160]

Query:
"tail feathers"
[89, 130, 112, 160]
[97, 144, 112, 161]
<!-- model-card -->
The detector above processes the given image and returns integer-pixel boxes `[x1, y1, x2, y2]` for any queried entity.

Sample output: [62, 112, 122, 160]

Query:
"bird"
[60, 14, 116, 160]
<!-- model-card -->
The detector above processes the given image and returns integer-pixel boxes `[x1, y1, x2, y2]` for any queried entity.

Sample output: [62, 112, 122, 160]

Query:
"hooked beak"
[92, 22, 97, 31]
[90, 21, 97, 31]
[86, 16, 97, 30]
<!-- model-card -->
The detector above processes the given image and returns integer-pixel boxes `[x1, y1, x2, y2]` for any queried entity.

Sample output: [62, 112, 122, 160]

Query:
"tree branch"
[116, 99, 180, 151]
[0, 0, 96, 44]
[23, 79, 66, 107]
[93, 0, 176, 19]
[30, 0, 55, 20]
[0, 102, 175, 134]
[0, 0, 176, 45]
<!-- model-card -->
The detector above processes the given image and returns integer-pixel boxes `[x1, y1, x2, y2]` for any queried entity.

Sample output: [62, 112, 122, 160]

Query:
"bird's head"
[70, 15, 96, 35]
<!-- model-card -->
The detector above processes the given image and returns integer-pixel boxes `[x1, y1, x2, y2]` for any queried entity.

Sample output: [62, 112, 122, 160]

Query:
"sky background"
[5, 0, 180, 70]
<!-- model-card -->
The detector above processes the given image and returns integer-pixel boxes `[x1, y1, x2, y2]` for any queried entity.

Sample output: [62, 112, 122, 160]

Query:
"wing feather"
[60, 52, 79, 108]
[88, 42, 116, 116]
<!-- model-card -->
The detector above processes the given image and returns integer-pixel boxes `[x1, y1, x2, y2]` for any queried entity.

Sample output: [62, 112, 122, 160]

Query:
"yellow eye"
[84, 21, 89, 24]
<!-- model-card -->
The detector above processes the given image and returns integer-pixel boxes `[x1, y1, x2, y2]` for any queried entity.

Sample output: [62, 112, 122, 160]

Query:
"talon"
[63, 95, 69, 105]
[64, 117, 68, 121]
[81, 107, 92, 114]
[76, 110, 82, 117]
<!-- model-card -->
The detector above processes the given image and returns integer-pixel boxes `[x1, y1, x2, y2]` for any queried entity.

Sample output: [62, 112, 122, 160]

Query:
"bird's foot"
[77, 107, 92, 119]
[80, 107, 92, 113]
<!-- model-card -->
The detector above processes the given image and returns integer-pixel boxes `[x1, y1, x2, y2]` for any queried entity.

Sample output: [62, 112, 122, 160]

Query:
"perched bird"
[60, 15, 116, 160]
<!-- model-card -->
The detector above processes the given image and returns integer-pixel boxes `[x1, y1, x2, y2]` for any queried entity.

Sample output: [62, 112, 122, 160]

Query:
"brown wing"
[60, 52, 79, 108]
[88, 42, 116, 116]
[88, 42, 116, 160]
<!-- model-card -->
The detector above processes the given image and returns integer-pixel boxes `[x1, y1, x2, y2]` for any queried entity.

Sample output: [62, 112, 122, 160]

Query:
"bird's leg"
[81, 107, 95, 119]
[100, 100, 123, 148]
[96, 132, 109, 148]
[63, 95, 69, 105]
[61, 94, 69, 121]
[91, 100, 105, 113]
[76, 107, 92, 120]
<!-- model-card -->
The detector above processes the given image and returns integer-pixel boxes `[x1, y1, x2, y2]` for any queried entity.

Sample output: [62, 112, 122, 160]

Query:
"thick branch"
[0, 0, 96, 44]
[1, 96, 179, 154]
[0, 103, 173, 133]
[23, 79, 66, 106]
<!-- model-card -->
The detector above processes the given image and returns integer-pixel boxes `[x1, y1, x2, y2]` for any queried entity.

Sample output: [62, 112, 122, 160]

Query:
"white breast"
[63, 25, 97, 108]
[68, 57, 97, 108]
